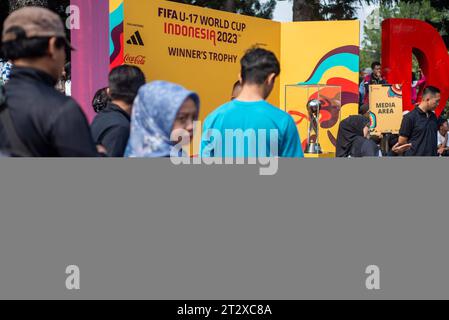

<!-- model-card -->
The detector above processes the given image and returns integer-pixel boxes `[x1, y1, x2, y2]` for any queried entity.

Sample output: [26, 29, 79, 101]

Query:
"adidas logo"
[127, 31, 144, 46]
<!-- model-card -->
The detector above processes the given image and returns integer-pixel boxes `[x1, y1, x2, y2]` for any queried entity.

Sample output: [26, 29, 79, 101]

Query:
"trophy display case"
[284, 84, 342, 156]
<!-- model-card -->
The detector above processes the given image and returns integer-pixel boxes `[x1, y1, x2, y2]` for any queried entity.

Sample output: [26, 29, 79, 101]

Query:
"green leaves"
[360, 0, 449, 69]
[169, 0, 277, 19]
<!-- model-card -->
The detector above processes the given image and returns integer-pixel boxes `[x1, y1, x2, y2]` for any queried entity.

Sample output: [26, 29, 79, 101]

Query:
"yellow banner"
[280, 21, 360, 153]
[124, 0, 280, 121]
[123, 0, 360, 155]
[369, 84, 403, 135]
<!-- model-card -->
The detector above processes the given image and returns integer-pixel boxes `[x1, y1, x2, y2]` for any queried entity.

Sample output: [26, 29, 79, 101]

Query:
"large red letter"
[382, 18, 449, 115]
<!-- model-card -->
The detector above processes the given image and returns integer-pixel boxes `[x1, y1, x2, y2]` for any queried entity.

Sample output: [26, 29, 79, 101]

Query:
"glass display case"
[284, 84, 342, 155]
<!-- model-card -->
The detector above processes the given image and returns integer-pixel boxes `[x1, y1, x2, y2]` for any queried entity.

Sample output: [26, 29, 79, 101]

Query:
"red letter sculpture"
[382, 18, 449, 115]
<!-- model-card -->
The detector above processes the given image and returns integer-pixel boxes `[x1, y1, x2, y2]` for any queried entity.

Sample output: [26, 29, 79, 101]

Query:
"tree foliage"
[169, 0, 277, 19]
[360, 0, 449, 69]
[292, 0, 372, 21]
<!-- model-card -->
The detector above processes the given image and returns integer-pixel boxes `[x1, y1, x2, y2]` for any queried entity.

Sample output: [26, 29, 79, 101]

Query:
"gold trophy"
[305, 99, 323, 154]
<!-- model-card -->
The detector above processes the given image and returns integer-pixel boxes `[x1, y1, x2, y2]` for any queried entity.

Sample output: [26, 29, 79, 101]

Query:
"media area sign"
[369, 84, 403, 135]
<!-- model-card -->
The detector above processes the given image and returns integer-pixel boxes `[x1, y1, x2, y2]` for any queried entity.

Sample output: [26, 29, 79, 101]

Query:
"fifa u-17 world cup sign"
[118, 0, 360, 154]
[72, 0, 449, 142]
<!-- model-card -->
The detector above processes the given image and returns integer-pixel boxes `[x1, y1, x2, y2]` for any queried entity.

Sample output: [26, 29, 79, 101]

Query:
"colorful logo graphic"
[368, 111, 377, 131]
[127, 30, 145, 46]
[388, 84, 402, 98]
[290, 45, 360, 148]
[110, 0, 124, 69]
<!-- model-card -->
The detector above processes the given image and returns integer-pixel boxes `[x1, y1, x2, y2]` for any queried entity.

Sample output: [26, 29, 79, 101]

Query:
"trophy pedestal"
[305, 142, 323, 154]
[305, 152, 335, 158]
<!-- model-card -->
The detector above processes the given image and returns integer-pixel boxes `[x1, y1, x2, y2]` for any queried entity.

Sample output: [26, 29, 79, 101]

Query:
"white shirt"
[437, 131, 449, 147]
[65, 80, 71, 96]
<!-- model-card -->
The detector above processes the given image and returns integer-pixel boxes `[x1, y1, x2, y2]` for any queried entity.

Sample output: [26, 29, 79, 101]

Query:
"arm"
[392, 136, 412, 155]
[438, 134, 449, 155]
[393, 116, 413, 155]
[417, 73, 426, 86]
[398, 135, 409, 145]
[99, 126, 130, 157]
[359, 81, 365, 96]
[51, 100, 99, 157]
[364, 76, 370, 100]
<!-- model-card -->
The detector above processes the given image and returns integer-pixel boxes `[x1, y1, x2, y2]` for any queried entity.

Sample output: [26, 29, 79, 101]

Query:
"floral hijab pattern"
[125, 81, 200, 158]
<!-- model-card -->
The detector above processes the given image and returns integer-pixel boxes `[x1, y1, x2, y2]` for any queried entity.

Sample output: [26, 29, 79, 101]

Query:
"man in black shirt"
[397, 86, 441, 157]
[363, 61, 387, 106]
[0, 7, 98, 157]
[91, 65, 146, 157]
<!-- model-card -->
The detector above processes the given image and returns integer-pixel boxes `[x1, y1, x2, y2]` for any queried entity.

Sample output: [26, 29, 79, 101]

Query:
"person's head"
[371, 61, 381, 78]
[231, 80, 242, 100]
[359, 103, 370, 117]
[125, 81, 200, 158]
[92, 87, 110, 113]
[108, 65, 146, 107]
[361, 68, 372, 78]
[421, 86, 441, 112]
[335, 115, 371, 157]
[172, 96, 199, 143]
[339, 116, 371, 139]
[240, 47, 280, 99]
[1, 7, 72, 81]
[438, 118, 449, 135]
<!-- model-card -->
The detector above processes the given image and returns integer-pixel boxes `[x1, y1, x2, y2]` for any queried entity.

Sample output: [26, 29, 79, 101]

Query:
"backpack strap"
[0, 85, 33, 157]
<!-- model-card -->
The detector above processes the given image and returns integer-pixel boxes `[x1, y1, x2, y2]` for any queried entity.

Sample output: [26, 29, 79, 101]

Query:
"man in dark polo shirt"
[91, 65, 146, 157]
[397, 86, 441, 157]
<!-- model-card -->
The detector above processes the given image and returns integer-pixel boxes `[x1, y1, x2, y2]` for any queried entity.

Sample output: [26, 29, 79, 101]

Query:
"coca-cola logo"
[124, 54, 146, 65]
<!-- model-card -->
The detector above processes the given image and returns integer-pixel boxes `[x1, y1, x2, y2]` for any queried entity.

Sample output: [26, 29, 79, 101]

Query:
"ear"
[48, 37, 58, 59]
[266, 73, 276, 86]
[238, 73, 243, 84]
[106, 87, 110, 96]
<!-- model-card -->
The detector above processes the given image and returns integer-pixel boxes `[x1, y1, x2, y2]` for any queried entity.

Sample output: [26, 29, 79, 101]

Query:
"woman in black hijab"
[336, 115, 380, 157]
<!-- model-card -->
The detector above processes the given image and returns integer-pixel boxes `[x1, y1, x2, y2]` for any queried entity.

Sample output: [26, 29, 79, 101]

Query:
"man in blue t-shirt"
[201, 47, 303, 158]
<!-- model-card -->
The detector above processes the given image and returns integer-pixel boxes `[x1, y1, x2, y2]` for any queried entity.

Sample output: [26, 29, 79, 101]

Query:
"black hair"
[1, 26, 66, 60]
[412, 72, 416, 82]
[371, 61, 381, 70]
[240, 47, 280, 85]
[359, 103, 369, 116]
[423, 86, 441, 98]
[92, 87, 110, 113]
[64, 62, 71, 81]
[438, 117, 448, 129]
[108, 65, 146, 105]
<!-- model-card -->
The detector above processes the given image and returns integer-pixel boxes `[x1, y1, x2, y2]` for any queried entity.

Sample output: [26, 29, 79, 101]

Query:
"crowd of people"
[0, 7, 448, 159]
[353, 60, 449, 158]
